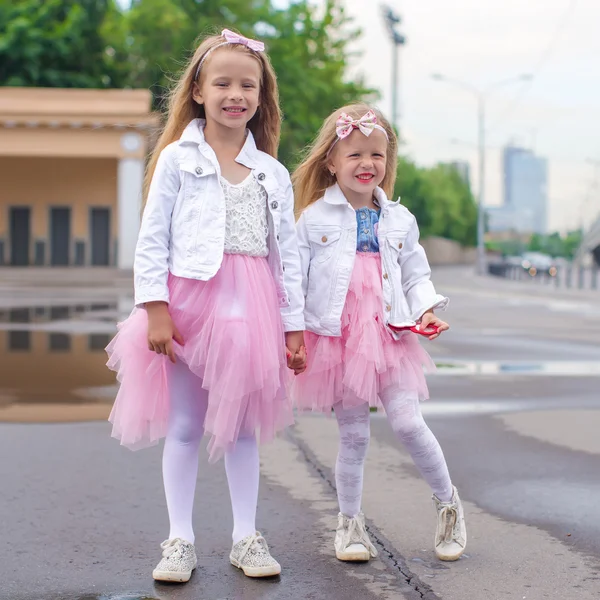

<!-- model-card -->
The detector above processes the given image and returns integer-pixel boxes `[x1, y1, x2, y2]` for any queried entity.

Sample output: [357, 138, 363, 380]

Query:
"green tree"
[266, 1, 375, 166]
[394, 159, 477, 246]
[0, 0, 127, 88]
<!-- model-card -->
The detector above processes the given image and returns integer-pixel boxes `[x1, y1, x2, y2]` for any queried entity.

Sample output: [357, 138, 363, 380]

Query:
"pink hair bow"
[336, 110, 381, 140]
[195, 29, 265, 79]
[221, 28, 265, 52]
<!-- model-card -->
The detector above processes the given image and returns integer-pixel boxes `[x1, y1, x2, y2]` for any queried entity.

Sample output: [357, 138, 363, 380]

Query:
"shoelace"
[341, 516, 378, 557]
[160, 538, 187, 559]
[438, 506, 458, 544]
[237, 533, 271, 564]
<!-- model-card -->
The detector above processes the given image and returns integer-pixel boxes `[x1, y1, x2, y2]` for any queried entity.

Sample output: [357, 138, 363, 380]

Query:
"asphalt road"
[1, 266, 599, 600]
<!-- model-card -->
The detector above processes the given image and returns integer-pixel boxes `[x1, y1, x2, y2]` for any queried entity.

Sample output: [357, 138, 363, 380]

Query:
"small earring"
[329, 170, 335, 176]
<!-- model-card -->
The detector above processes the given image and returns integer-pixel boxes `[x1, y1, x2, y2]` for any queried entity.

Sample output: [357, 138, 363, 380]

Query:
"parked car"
[519, 252, 558, 277]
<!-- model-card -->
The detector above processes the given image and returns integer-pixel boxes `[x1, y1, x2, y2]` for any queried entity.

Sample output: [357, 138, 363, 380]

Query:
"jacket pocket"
[384, 230, 409, 262]
[308, 228, 342, 264]
[180, 162, 215, 201]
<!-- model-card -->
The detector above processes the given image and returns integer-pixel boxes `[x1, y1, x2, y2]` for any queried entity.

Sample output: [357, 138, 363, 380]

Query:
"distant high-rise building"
[487, 146, 548, 234]
[502, 145, 548, 234]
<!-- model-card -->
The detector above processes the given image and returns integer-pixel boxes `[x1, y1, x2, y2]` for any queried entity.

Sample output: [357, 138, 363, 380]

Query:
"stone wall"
[421, 237, 476, 266]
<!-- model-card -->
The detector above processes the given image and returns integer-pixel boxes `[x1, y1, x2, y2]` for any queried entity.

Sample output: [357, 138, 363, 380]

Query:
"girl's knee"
[167, 416, 203, 446]
[391, 416, 428, 442]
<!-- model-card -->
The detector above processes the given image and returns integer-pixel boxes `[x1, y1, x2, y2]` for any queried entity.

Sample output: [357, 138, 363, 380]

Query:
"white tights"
[334, 389, 453, 518]
[162, 360, 259, 544]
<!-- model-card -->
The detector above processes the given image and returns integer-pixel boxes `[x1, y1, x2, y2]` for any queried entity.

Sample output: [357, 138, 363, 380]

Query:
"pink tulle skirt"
[292, 252, 435, 412]
[106, 254, 292, 462]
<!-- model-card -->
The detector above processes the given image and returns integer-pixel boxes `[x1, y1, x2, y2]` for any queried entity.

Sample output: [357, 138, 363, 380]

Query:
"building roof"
[0, 87, 160, 129]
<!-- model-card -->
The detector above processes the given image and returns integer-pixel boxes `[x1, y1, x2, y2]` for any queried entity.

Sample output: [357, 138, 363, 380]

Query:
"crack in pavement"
[285, 427, 442, 600]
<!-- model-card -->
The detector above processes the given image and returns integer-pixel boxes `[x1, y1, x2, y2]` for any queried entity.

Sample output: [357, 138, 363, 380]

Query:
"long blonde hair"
[292, 104, 397, 218]
[144, 29, 281, 201]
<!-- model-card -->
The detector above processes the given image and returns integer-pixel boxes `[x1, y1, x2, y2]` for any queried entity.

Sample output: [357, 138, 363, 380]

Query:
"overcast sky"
[116, 0, 600, 232]
[342, 0, 600, 233]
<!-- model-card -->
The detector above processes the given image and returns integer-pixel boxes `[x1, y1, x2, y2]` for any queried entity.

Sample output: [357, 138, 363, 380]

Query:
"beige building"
[0, 87, 159, 268]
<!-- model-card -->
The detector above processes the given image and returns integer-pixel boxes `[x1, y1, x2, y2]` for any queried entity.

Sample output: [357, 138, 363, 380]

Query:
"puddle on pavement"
[0, 304, 120, 423]
[75, 595, 160, 600]
[434, 360, 600, 376]
[3, 302, 599, 425]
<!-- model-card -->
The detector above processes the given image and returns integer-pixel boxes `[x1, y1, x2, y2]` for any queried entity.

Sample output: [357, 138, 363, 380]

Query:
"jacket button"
[398, 242, 403, 249]
[258, 173, 266, 181]
[195, 166, 203, 175]
[383, 273, 389, 280]
[386, 304, 391, 312]
[271, 201, 278, 209]
[321, 235, 328, 243]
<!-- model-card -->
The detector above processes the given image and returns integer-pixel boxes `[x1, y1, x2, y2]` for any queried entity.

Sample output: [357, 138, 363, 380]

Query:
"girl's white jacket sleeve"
[133, 145, 178, 307]
[278, 176, 307, 332]
[400, 216, 449, 321]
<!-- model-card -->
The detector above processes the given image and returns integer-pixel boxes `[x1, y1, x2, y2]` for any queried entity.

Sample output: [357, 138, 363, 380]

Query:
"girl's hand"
[417, 309, 449, 341]
[146, 302, 184, 363]
[285, 330, 307, 375]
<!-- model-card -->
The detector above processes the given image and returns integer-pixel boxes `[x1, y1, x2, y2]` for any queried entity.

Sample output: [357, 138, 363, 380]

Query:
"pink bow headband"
[195, 29, 265, 80]
[327, 110, 389, 156]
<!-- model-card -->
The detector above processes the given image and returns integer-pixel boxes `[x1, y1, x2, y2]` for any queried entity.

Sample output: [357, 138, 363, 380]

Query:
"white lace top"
[221, 173, 269, 257]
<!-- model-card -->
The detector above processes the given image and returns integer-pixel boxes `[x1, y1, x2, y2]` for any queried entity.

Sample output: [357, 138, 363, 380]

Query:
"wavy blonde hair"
[144, 29, 281, 202]
[292, 104, 397, 218]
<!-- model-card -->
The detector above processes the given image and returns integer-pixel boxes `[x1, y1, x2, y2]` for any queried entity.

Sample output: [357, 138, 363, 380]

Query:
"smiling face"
[192, 47, 261, 131]
[328, 128, 388, 203]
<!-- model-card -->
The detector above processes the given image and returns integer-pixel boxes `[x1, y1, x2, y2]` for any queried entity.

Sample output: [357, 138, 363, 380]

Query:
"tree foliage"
[0, 0, 477, 245]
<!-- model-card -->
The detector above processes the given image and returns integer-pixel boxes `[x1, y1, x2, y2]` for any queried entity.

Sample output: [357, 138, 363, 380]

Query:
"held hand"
[146, 302, 184, 363]
[285, 330, 307, 375]
[416, 309, 449, 341]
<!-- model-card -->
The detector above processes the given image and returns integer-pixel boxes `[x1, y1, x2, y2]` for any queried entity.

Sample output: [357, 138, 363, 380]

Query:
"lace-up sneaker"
[433, 486, 467, 561]
[229, 532, 281, 577]
[334, 512, 378, 562]
[152, 538, 197, 582]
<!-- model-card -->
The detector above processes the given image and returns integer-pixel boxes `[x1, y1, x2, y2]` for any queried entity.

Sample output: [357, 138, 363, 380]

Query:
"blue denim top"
[356, 207, 380, 253]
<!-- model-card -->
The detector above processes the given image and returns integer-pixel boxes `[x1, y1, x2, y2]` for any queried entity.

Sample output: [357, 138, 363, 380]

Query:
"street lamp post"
[381, 5, 406, 130]
[431, 73, 532, 276]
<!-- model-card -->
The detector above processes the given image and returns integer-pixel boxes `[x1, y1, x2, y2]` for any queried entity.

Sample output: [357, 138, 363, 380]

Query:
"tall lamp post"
[381, 5, 406, 130]
[431, 73, 532, 275]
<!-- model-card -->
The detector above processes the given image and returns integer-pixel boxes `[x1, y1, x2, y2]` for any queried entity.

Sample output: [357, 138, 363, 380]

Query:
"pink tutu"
[106, 254, 292, 461]
[293, 252, 435, 412]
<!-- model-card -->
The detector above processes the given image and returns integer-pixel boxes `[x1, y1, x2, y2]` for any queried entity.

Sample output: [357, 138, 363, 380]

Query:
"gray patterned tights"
[334, 390, 453, 517]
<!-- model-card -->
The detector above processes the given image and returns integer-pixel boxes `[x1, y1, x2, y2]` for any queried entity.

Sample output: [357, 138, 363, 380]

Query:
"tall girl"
[106, 29, 306, 582]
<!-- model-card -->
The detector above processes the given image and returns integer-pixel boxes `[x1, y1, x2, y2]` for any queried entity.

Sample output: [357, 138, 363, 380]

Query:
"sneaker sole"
[230, 557, 281, 578]
[152, 565, 196, 583]
[435, 547, 466, 562]
[335, 549, 371, 562]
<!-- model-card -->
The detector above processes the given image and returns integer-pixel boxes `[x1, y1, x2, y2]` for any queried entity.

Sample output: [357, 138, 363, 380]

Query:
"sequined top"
[220, 173, 269, 257]
[356, 207, 380, 253]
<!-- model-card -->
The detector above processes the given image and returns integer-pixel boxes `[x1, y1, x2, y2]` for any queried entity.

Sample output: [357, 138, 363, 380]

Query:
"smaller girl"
[292, 104, 467, 562]
[106, 29, 305, 583]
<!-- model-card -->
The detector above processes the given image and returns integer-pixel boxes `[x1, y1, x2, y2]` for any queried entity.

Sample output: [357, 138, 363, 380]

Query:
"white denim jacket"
[297, 184, 448, 337]
[134, 119, 305, 332]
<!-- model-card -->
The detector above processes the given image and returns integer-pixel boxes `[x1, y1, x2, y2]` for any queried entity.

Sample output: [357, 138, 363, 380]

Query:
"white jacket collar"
[323, 183, 397, 209]
[179, 118, 259, 167]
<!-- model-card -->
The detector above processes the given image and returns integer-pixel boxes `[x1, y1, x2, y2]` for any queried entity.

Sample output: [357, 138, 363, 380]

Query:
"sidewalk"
[432, 265, 600, 303]
[281, 414, 600, 600]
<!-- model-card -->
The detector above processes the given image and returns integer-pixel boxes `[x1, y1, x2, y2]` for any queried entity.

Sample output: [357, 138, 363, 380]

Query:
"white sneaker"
[334, 512, 378, 562]
[230, 532, 281, 578]
[152, 538, 197, 582]
[433, 486, 467, 561]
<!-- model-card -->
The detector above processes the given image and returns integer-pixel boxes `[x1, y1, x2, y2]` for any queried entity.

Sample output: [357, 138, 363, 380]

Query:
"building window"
[49, 333, 71, 352]
[88, 333, 111, 351]
[8, 308, 31, 351]
[9, 331, 31, 351]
